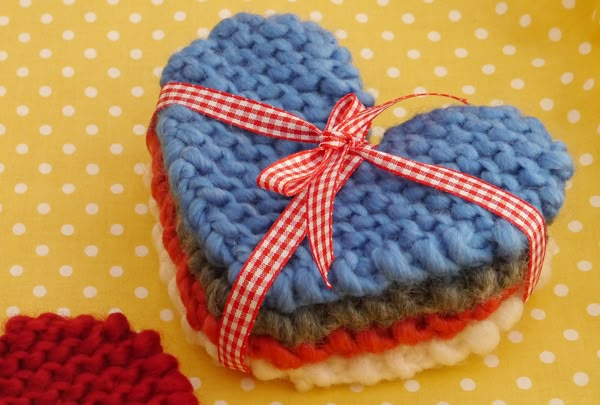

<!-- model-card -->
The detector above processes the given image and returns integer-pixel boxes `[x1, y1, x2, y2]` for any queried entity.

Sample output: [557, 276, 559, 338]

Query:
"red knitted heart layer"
[0, 312, 198, 405]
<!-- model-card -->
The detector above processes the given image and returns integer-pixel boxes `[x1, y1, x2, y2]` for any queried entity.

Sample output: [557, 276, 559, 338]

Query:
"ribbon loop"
[152, 83, 547, 373]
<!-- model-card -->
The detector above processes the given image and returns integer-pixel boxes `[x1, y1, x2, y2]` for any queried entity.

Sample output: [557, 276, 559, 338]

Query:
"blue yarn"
[156, 13, 574, 313]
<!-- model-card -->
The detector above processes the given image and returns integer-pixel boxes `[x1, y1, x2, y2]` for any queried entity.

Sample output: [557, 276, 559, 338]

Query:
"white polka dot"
[218, 9, 232, 19]
[484, 354, 499, 367]
[0, 86, 5, 96]
[214, 401, 228, 405]
[134, 286, 149, 299]
[491, 401, 507, 405]
[462, 85, 476, 95]
[18, 32, 30, 43]
[6, 306, 20, 317]
[376, 0, 389, 4]
[196, 27, 209, 38]
[37, 203, 51, 214]
[502, 44, 516, 55]
[133, 163, 147, 175]
[131, 86, 144, 97]
[133, 124, 146, 135]
[108, 308, 122, 314]
[309, 11, 322, 22]
[59, 265, 73, 277]
[579, 153, 593, 166]
[84, 245, 99, 257]
[110, 224, 124, 236]
[16, 66, 29, 77]
[553, 283, 569, 296]
[577, 260, 592, 271]
[508, 330, 523, 343]
[16, 105, 29, 116]
[460, 378, 476, 391]
[60, 224, 74, 236]
[433, 66, 448, 77]
[160, 309, 174, 321]
[85, 203, 99, 215]
[84, 87, 98, 98]
[86, 124, 99, 135]
[134, 203, 148, 215]
[129, 12, 142, 23]
[61, 66, 75, 78]
[360, 48, 374, 59]
[12, 223, 26, 236]
[567, 110, 581, 123]
[454, 48, 468, 58]
[562, 0, 575, 8]
[108, 105, 122, 117]
[474, 28, 489, 39]
[86, 163, 100, 175]
[0, 16, 9, 25]
[83, 286, 97, 298]
[9, 265, 24, 277]
[511, 78, 525, 89]
[39, 86, 52, 97]
[108, 67, 120, 78]
[482, 64, 496, 74]
[531, 58, 545, 67]
[568, 220, 582, 232]
[563, 329, 579, 341]
[539, 350, 555, 364]
[39, 48, 52, 59]
[496, 2, 508, 14]
[516, 376, 532, 390]
[381, 31, 395, 41]
[130, 49, 143, 60]
[16, 143, 29, 154]
[240, 377, 255, 391]
[355, 13, 368, 23]
[62, 105, 75, 117]
[56, 307, 70, 317]
[84, 12, 97, 22]
[330, 29, 346, 40]
[583, 78, 595, 90]
[448, 10, 462, 22]
[386, 67, 400, 78]
[36, 244, 49, 256]
[109, 266, 123, 277]
[110, 184, 124, 194]
[135, 245, 149, 257]
[540, 98, 554, 111]
[587, 303, 600, 316]
[62, 183, 75, 194]
[573, 372, 589, 386]
[33, 285, 47, 297]
[548, 27, 562, 41]
[579, 42, 592, 55]
[62, 30, 75, 40]
[109, 144, 123, 155]
[519, 14, 531, 27]
[152, 29, 165, 40]
[407, 49, 421, 59]
[530, 308, 546, 320]
[427, 31, 441, 42]
[83, 48, 97, 59]
[107, 30, 120, 41]
[402, 13, 415, 24]
[403, 379, 420, 392]
[14, 183, 28, 194]
[393, 107, 407, 118]
[0, 51, 7, 61]
[189, 377, 201, 390]
[413, 86, 427, 94]
[560, 72, 574, 84]
[63, 143, 76, 154]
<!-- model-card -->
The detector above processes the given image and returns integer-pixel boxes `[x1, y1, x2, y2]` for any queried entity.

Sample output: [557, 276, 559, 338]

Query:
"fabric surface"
[1, 0, 598, 404]
[0, 313, 197, 404]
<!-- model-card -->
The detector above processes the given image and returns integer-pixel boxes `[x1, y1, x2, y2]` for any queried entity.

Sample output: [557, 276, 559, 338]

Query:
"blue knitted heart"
[156, 13, 573, 314]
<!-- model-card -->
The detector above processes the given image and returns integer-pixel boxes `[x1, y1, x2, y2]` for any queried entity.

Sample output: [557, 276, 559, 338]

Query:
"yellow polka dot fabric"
[1, 0, 598, 404]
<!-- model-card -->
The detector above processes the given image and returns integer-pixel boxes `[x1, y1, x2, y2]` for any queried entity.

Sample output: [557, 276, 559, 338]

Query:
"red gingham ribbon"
[152, 82, 547, 372]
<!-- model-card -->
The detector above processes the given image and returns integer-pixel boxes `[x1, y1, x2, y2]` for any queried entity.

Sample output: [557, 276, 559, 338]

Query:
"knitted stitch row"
[179, 219, 525, 345]
[157, 13, 573, 314]
[0, 313, 197, 404]
[147, 133, 515, 367]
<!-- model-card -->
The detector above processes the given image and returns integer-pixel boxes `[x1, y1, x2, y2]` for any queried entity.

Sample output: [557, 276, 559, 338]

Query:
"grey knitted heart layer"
[178, 220, 525, 346]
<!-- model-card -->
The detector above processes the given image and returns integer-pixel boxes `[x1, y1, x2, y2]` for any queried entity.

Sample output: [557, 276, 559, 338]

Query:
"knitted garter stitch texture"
[0, 313, 197, 404]
[156, 13, 574, 314]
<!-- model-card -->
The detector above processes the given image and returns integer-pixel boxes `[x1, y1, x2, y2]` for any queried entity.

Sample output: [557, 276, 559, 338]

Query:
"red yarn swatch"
[147, 125, 516, 370]
[0, 312, 198, 405]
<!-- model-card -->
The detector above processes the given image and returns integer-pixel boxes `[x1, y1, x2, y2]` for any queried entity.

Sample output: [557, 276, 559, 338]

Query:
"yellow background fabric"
[1, 0, 598, 403]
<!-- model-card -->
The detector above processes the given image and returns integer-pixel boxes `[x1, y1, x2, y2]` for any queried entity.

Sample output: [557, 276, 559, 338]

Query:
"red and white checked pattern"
[153, 82, 546, 372]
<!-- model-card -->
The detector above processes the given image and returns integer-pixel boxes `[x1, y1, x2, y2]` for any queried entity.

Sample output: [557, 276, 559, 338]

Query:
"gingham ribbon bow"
[154, 82, 547, 373]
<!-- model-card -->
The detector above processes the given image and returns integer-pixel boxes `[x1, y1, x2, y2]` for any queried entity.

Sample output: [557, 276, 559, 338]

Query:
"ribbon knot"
[153, 83, 547, 373]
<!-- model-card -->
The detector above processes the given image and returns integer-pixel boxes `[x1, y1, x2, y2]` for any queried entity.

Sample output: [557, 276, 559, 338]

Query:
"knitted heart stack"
[146, 13, 573, 390]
